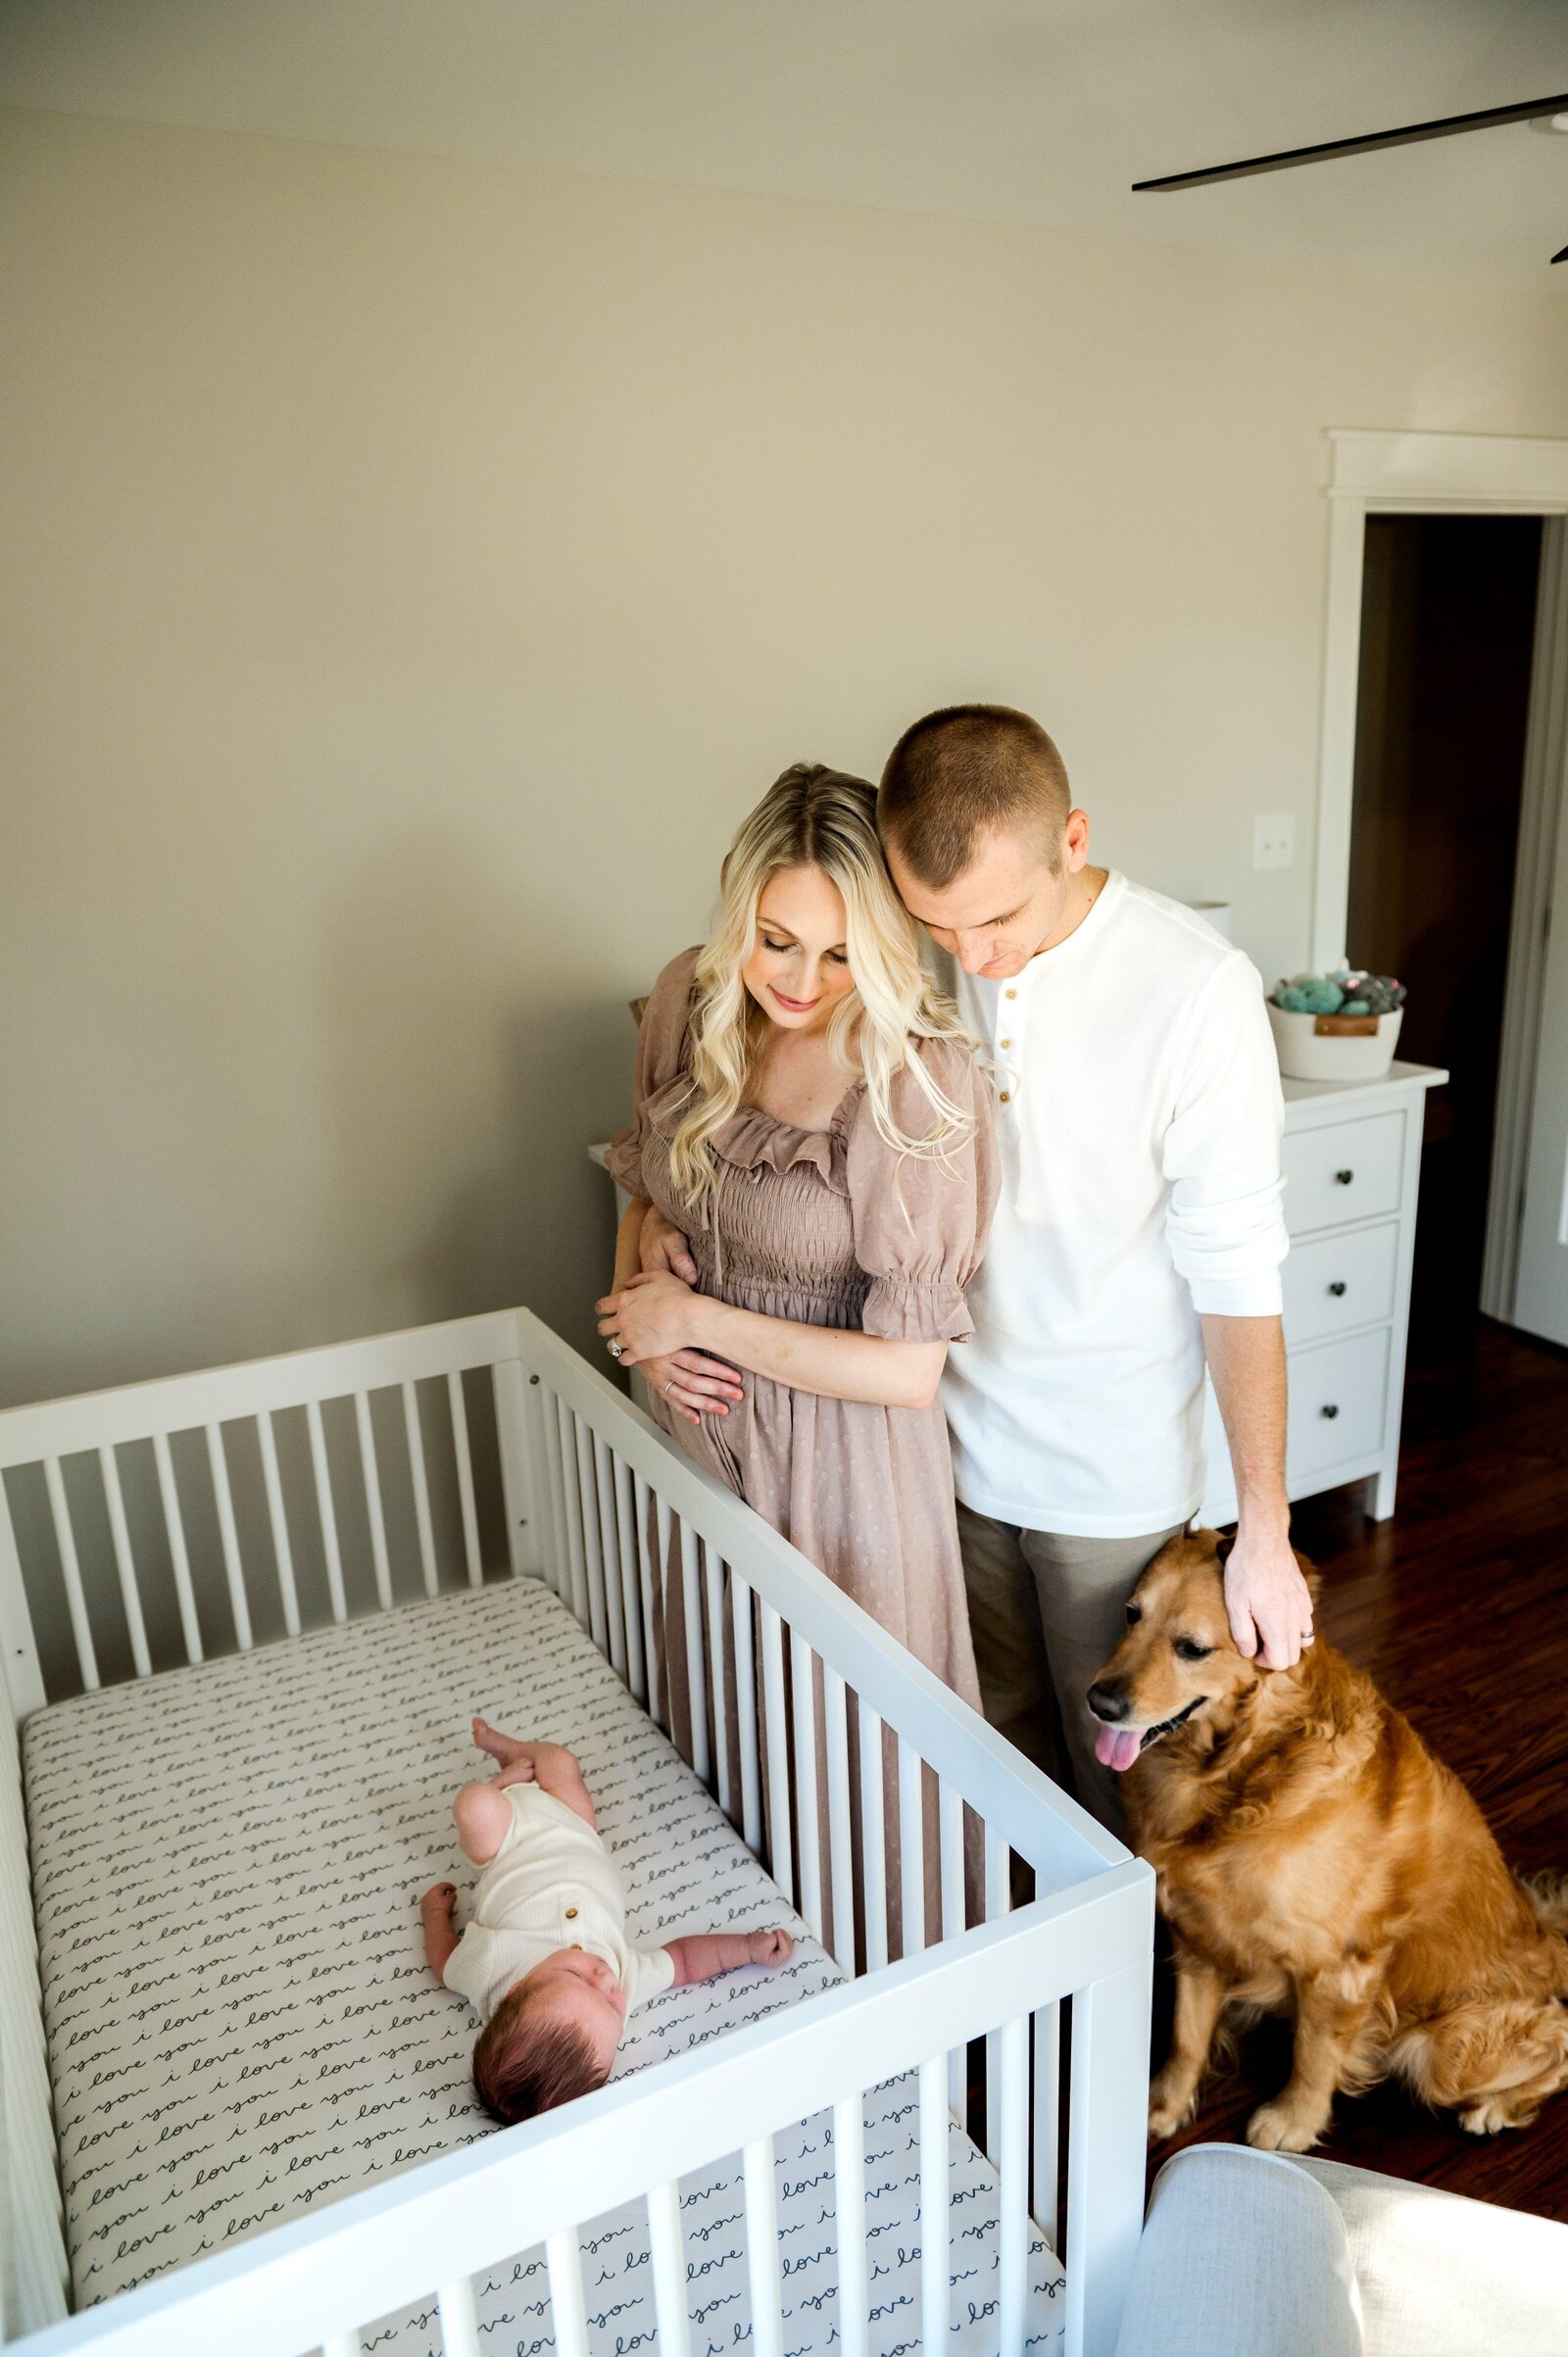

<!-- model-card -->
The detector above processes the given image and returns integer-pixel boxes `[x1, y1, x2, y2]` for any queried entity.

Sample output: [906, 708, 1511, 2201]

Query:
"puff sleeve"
[846, 1039, 999, 1343]
[603, 947, 701, 1197]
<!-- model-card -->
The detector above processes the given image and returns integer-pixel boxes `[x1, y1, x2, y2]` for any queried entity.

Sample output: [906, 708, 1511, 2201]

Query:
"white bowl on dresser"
[1199, 1058, 1447, 1527]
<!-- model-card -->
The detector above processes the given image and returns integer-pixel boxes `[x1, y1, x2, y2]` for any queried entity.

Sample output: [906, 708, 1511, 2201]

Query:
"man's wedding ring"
[608, 1340, 623, 1360]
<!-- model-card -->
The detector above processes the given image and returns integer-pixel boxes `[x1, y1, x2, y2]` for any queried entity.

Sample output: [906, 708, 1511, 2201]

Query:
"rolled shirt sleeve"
[1162, 955, 1289, 1317]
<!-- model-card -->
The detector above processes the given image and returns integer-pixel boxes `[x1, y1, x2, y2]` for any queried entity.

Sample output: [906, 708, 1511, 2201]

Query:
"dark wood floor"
[1151, 1312, 1568, 2219]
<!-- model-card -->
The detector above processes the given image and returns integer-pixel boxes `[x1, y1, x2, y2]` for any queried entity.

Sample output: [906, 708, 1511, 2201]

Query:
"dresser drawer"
[1283, 1222, 1398, 1346]
[1287, 1328, 1390, 1480]
[1282, 1110, 1405, 1235]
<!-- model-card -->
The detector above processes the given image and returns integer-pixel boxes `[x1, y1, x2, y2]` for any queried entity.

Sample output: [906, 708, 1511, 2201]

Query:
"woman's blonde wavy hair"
[667, 763, 978, 1209]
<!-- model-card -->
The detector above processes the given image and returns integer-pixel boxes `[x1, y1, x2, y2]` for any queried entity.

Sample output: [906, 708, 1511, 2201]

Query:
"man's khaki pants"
[956, 1501, 1186, 1836]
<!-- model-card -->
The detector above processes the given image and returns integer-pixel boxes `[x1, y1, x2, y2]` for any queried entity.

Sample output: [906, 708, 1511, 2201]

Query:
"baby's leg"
[472, 1716, 531, 1769]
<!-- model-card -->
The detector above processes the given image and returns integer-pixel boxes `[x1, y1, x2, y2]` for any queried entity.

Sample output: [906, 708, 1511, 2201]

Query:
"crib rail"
[0, 1312, 535, 1717]
[0, 1308, 1152, 2357]
[11, 1868, 1152, 2357]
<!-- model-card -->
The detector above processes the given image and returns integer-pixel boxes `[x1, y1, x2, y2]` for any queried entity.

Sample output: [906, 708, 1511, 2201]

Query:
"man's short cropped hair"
[878, 705, 1071, 888]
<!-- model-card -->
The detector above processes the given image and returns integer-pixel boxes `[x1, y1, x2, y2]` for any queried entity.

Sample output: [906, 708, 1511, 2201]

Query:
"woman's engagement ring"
[608, 1341, 623, 1360]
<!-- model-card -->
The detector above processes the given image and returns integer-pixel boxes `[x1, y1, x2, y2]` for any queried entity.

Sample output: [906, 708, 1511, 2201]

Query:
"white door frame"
[1309, 428, 1568, 972]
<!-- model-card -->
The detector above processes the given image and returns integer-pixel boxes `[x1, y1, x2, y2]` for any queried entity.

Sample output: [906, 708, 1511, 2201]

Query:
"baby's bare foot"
[749, 1929, 794, 1968]
[472, 1716, 525, 1767]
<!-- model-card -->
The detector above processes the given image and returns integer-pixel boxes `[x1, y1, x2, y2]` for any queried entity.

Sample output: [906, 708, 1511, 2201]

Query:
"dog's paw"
[1246, 2098, 1324, 2154]
[1458, 2098, 1526, 2136]
[1147, 2076, 1198, 2141]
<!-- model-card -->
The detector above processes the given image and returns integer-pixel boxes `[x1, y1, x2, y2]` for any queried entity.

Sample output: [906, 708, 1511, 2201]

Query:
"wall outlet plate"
[1253, 813, 1296, 870]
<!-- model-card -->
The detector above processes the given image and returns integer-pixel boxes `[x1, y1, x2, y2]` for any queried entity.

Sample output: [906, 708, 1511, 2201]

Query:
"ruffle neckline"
[646, 1075, 860, 1194]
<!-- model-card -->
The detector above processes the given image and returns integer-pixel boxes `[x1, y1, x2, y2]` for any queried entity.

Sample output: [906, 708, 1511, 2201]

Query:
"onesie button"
[1004, 988, 1017, 1000]
[999, 1038, 1011, 1050]
[564, 1906, 578, 1919]
[570, 1942, 583, 1950]
[999, 1090, 1011, 1105]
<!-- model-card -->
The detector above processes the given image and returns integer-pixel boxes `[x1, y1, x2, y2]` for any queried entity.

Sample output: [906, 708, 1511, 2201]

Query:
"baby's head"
[473, 1947, 628, 2125]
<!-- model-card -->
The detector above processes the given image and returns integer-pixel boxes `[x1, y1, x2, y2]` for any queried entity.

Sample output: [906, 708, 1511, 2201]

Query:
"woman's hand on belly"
[640, 1349, 746, 1424]
[599, 1271, 720, 1367]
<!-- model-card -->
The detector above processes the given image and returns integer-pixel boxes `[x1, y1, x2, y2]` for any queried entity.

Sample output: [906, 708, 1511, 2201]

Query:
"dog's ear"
[1296, 1550, 1322, 1607]
[1213, 1530, 1237, 1566]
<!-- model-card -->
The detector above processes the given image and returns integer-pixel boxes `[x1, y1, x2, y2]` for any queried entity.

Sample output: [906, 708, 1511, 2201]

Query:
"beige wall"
[4, 105, 1568, 1408]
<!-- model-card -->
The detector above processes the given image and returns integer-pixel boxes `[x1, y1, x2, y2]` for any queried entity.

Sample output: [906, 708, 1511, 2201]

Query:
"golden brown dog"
[1087, 1529, 1568, 2153]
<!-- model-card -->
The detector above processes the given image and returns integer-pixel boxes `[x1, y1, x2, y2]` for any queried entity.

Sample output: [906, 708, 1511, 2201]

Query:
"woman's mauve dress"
[606, 946, 999, 1717]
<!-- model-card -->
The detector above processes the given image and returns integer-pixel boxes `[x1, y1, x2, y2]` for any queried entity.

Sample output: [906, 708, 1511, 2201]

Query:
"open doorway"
[1347, 514, 1544, 1350]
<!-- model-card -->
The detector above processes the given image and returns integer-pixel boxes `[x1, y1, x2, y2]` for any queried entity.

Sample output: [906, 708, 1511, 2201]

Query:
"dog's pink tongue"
[1094, 1724, 1143, 1773]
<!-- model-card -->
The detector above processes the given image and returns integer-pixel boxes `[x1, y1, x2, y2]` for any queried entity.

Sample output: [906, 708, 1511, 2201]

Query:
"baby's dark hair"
[472, 1986, 608, 2125]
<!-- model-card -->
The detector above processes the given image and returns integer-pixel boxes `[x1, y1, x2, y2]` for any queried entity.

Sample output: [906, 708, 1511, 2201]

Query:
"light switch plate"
[1253, 813, 1296, 870]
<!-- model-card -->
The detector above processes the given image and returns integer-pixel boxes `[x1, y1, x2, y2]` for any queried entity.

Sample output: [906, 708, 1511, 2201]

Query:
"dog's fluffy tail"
[1521, 1871, 1568, 1990]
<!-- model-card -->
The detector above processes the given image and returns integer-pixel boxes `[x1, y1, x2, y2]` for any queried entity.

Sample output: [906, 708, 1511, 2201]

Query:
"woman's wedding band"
[663, 1380, 675, 1397]
[608, 1341, 623, 1360]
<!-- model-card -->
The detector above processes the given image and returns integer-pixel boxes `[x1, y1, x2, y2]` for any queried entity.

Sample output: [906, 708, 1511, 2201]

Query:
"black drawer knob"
[1328, 1281, 1348, 1297]
[1321, 1402, 1340, 1419]
[1335, 1168, 1354, 1185]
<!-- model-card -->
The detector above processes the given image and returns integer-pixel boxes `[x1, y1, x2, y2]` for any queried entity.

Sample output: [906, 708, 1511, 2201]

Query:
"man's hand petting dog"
[1220, 1519, 1314, 1670]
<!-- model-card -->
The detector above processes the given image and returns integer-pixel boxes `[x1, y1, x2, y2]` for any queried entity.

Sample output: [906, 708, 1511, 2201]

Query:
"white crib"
[0, 1307, 1152, 2357]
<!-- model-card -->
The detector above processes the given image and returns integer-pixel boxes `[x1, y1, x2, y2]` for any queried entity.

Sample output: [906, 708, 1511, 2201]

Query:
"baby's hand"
[420, 1882, 458, 1915]
[748, 1929, 794, 1968]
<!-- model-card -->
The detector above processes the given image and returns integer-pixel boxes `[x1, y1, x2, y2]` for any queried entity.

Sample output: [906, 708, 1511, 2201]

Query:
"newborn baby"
[421, 1718, 794, 2123]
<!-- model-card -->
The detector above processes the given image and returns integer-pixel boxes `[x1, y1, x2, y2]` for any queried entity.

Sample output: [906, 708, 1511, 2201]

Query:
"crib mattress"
[24, 1575, 1065, 2354]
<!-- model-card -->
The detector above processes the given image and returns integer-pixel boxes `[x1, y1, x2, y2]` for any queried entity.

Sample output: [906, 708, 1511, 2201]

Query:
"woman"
[598, 762, 997, 1714]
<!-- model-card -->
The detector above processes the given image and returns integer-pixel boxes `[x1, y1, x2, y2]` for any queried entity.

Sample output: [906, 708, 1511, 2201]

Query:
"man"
[875, 705, 1309, 1828]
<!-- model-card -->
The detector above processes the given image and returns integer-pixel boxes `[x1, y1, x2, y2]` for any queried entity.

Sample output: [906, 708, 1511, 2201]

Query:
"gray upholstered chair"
[1114, 2141, 1568, 2357]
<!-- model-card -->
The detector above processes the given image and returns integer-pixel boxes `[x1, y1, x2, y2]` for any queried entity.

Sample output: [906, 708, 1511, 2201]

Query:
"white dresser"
[1198, 1059, 1446, 1528]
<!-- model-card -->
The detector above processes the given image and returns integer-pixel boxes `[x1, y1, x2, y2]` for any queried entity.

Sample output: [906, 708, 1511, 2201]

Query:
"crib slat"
[919, 2052, 949, 2351]
[520, 1372, 561, 1593]
[546, 2229, 589, 2357]
[732, 1573, 762, 1855]
[204, 1423, 253, 1650]
[257, 1410, 302, 1637]
[42, 1457, 98, 1691]
[985, 1827, 1010, 2161]
[571, 1416, 608, 1651]
[940, 1780, 965, 2109]
[306, 1398, 349, 1623]
[1032, 2001, 1060, 2252]
[760, 1600, 792, 1902]
[823, 1666, 855, 1973]
[742, 2136, 783, 2357]
[540, 1384, 572, 1605]
[403, 1380, 439, 1596]
[612, 1456, 646, 1700]
[436, 2274, 482, 2357]
[897, 1736, 924, 1959]
[833, 2091, 868, 2357]
[446, 1370, 483, 1588]
[97, 1445, 151, 1679]
[557, 1399, 590, 1627]
[654, 1491, 674, 1730]
[646, 2181, 692, 2357]
[678, 1519, 710, 1789]
[790, 1629, 823, 1943]
[354, 1391, 393, 1609]
[152, 1429, 204, 1663]
[858, 1696, 888, 1973]
[592, 1435, 628, 1678]
[999, 2013, 1030, 2356]
[632, 1469, 662, 1727]
[704, 1545, 732, 1823]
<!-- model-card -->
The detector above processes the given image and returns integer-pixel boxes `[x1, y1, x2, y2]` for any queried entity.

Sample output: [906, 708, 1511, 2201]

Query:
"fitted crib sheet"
[24, 1574, 1066, 2354]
